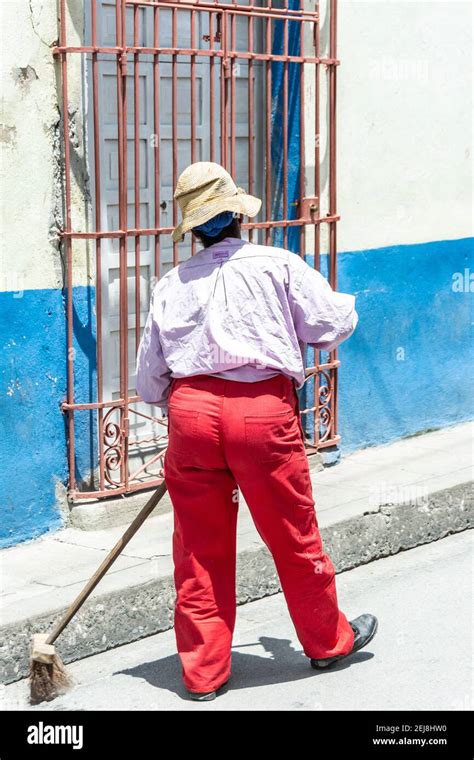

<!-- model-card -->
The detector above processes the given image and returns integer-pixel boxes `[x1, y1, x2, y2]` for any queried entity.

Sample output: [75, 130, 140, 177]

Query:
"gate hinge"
[122, 418, 130, 437]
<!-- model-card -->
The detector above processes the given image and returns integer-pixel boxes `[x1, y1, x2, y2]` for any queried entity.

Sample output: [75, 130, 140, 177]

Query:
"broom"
[29, 479, 168, 704]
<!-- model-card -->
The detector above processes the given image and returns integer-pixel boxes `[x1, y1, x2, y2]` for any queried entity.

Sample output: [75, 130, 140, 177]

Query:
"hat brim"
[172, 193, 262, 243]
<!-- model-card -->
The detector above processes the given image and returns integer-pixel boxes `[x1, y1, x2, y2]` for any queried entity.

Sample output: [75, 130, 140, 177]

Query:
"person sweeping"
[136, 161, 378, 701]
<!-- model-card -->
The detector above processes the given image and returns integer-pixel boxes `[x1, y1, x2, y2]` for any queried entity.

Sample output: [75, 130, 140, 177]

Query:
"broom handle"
[46, 480, 168, 646]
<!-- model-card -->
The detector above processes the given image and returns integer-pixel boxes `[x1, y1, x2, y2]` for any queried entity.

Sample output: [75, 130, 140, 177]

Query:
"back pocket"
[244, 410, 301, 464]
[167, 407, 199, 456]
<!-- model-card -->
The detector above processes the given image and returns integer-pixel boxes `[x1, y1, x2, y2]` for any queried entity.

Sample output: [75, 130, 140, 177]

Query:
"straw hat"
[172, 162, 262, 242]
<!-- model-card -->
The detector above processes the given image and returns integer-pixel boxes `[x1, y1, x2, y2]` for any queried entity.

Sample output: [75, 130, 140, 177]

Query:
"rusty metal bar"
[220, 11, 229, 168]
[116, 0, 129, 489]
[230, 11, 236, 179]
[191, 8, 197, 256]
[209, 13, 216, 163]
[62, 213, 341, 239]
[62, 396, 168, 413]
[314, 4, 321, 274]
[248, 3, 254, 243]
[91, 0, 106, 491]
[328, 0, 338, 440]
[190, 10, 197, 167]
[172, 6, 178, 265]
[54, 46, 333, 66]
[128, 450, 165, 483]
[153, 2, 161, 280]
[69, 477, 164, 501]
[265, 14, 271, 244]
[299, 0, 306, 259]
[313, 0, 321, 448]
[134, 3, 141, 355]
[126, 0, 318, 20]
[282, 15, 288, 248]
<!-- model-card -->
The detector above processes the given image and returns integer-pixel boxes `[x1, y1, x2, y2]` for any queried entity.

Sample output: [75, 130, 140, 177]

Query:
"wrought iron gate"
[55, 0, 340, 500]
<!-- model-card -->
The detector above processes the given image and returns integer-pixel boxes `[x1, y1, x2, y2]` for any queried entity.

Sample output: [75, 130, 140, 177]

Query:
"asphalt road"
[3, 530, 472, 711]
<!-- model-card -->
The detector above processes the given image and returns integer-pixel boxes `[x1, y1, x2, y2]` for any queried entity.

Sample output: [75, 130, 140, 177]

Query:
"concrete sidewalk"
[5, 532, 472, 711]
[1, 421, 472, 685]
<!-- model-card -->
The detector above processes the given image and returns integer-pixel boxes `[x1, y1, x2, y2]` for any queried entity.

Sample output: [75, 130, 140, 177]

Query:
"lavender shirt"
[136, 237, 358, 413]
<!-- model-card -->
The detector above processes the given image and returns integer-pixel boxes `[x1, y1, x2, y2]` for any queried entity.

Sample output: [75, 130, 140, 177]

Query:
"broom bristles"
[28, 632, 73, 705]
[29, 633, 72, 705]
[29, 654, 72, 705]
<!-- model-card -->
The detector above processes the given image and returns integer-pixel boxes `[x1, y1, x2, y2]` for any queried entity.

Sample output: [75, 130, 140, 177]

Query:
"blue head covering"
[192, 210, 235, 238]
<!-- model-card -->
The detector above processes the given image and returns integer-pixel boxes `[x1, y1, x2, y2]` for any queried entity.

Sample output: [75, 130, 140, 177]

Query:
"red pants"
[163, 373, 354, 693]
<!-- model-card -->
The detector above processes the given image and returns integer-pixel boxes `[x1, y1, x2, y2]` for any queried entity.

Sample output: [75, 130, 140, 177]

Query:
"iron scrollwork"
[103, 407, 124, 486]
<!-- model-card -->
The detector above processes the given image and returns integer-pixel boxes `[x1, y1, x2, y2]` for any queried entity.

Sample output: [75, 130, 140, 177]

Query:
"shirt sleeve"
[289, 257, 358, 351]
[135, 287, 172, 414]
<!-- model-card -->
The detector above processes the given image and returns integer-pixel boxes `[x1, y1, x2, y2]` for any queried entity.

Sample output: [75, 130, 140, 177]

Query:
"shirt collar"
[194, 236, 247, 258]
[208, 236, 246, 248]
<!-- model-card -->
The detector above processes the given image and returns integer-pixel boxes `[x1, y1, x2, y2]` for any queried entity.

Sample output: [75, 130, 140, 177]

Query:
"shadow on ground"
[119, 636, 375, 700]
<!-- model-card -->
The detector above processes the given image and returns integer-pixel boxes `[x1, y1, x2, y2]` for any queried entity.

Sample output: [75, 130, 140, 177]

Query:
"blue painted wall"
[1, 238, 472, 547]
[304, 237, 473, 453]
[0, 286, 96, 548]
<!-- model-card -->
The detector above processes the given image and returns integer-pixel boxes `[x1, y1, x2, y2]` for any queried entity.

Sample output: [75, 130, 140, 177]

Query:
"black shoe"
[187, 689, 217, 702]
[310, 614, 378, 670]
[186, 678, 229, 702]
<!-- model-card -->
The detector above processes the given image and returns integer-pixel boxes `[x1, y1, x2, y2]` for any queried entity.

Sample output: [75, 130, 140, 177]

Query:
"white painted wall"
[336, 0, 473, 252]
[0, 0, 90, 293]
